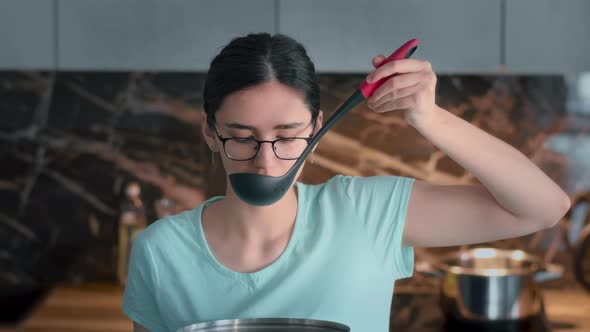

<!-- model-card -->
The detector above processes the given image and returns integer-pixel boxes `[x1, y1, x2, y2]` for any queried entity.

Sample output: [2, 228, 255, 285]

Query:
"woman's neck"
[212, 185, 299, 243]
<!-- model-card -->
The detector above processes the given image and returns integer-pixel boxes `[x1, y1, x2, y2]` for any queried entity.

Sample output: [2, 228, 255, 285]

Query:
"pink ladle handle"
[359, 38, 420, 98]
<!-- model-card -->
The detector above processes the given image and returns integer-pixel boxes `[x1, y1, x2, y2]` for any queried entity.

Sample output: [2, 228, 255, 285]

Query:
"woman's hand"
[365, 56, 438, 130]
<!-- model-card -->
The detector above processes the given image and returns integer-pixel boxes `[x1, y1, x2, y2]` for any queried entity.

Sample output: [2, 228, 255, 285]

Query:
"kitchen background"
[1, 0, 590, 331]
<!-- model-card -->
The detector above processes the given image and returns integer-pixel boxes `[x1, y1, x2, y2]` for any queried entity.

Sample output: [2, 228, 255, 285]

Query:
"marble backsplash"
[1, 71, 589, 290]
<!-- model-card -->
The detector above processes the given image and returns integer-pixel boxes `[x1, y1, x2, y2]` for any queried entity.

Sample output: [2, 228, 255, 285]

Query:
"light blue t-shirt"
[122, 175, 415, 332]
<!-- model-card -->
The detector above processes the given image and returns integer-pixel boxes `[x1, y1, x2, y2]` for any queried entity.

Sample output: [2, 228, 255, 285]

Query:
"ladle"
[229, 38, 420, 205]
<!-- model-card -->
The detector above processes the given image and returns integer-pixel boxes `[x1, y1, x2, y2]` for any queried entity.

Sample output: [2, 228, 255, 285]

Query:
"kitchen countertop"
[390, 287, 590, 331]
[0, 283, 588, 332]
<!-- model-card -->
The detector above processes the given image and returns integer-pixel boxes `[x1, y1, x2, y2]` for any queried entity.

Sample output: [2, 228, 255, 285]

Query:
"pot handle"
[415, 260, 444, 278]
[533, 263, 564, 283]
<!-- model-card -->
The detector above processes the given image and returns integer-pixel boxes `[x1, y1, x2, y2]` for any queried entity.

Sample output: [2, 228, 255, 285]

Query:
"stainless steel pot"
[176, 318, 350, 332]
[415, 247, 563, 321]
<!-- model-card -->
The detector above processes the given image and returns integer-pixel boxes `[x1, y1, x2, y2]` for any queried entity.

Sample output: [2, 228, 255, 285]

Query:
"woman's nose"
[254, 142, 278, 166]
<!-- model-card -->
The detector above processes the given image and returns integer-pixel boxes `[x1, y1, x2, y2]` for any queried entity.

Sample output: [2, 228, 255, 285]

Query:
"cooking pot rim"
[176, 318, 350, 332]
[438, 247, 544, 276]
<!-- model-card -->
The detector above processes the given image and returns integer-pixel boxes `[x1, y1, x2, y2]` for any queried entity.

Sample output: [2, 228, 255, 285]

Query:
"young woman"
[122, 33, 571, 332]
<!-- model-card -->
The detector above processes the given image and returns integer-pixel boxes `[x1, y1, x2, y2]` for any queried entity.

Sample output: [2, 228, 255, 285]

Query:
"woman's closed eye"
[278, 137, 297, 142]
[233, 137, 256, 144]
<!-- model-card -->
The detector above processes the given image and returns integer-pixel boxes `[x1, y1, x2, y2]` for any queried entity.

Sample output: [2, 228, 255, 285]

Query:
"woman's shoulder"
[301, 174, 407, 189]
[136, 206, 201, 248]
[329, 174, 414, 189]
[299, 174, 415, 201]
[296, 175, 358, 202]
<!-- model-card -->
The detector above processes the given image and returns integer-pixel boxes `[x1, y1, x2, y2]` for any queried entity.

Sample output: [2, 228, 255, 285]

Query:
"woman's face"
[204, 81, 321, 181]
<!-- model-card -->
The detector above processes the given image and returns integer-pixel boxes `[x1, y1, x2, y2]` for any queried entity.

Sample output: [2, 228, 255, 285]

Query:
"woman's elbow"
[543, 194, 572, 229]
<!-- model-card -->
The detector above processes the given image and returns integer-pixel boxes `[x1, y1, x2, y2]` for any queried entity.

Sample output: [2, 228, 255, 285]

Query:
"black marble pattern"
[1, 71, 588, 296]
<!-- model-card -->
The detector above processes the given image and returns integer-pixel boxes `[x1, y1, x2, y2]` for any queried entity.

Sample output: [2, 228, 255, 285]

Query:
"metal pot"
[415, 247, 563, 321]
[176, 318, 350, 332]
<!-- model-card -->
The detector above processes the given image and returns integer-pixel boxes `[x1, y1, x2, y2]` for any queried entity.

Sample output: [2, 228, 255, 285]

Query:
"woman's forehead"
[215, 81, 312, 126]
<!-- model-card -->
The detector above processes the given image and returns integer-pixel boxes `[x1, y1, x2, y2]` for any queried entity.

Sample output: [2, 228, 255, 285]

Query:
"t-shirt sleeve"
[122, 231, 167, 332]
[337, 175, 416, 279]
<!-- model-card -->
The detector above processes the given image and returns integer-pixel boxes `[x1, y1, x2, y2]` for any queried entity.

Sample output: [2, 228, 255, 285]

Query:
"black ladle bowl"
[229, 38, 420, 206]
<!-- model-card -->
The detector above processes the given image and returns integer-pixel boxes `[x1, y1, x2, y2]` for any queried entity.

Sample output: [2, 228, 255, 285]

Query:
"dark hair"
[203, 33, 320, 126]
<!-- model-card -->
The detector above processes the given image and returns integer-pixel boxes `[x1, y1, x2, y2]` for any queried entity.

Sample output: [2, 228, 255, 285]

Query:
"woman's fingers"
[371, 94, 417, 113]
[368, 71, 425, 103]
[364, 56, 437, 121]
[366, 59, 431, 83]
[371, 54, 386, 68]
[368, 83, 422, 110]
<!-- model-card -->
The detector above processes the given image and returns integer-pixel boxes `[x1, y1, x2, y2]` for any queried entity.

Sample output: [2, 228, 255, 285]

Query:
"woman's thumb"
[372, 54, 386, 68]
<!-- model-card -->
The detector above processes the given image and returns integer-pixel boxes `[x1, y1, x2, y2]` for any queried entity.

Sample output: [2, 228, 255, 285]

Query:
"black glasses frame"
[211, 120, 316, 161]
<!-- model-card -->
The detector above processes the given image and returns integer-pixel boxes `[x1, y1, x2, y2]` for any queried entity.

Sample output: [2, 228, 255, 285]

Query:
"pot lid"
[439, 248, 544, 276]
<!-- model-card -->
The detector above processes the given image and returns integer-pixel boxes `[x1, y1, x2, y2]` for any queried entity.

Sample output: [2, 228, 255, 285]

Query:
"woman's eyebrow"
[224, 123, 256, 130]
[273, 122, 305, 130]
[223, 122, 305, 130]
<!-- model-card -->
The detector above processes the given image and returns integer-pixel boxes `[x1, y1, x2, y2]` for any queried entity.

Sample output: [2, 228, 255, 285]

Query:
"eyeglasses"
[211, 121, 316, 161]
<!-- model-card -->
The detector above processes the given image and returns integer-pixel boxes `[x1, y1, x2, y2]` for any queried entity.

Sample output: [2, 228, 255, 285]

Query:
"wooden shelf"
[0, 284, 131, 332]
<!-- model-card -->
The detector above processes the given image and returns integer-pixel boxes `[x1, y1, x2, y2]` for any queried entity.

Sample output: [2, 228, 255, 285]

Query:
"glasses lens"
[225, 138, 259, 160]
[274, 138, 309, 160]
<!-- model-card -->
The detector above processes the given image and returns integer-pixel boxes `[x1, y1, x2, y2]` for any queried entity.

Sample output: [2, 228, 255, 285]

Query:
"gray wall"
[0, 0, 55, 69]
[1, 0, 589, 73]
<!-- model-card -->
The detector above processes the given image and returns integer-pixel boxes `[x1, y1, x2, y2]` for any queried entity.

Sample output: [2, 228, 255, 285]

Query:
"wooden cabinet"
[505, 0, 590, 74]
[2, 0, 589, 73]
[0, 0, 55, 70]
[279, 0, 502, 73]
[57, 0, 276, 70]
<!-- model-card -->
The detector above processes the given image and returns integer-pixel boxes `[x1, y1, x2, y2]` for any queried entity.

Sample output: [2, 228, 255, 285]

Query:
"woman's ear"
[312, 110, 324, 153]
[201, 116, 218, 152]
[315, 110, 324, 134]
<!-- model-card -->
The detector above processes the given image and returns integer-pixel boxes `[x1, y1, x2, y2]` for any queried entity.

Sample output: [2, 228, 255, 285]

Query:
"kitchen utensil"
[415, 247, 563, 321]
[176, 318, 350, 332]
[229, 38, 419, 206]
